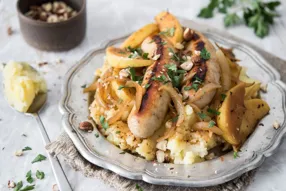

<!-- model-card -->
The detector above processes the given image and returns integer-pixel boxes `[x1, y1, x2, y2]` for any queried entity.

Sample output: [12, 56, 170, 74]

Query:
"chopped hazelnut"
[15, 150, 23, 156]
[180, 61, 194, 71]
[183, 28, 193, 41]
[42, 3, 52, 12]
[156, 140, 168, 151]
[152, 54, 161, 60]
[7, 27, 13, 36]
[47, 15, 59, 23]
[273, 120, 280, 129]
[156, 150, 165, 163]
[8, 180, 16, 188]
[260, 83, 268, 92]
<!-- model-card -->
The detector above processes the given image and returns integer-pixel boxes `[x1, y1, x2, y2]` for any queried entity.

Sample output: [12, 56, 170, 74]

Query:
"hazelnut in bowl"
[17, 0, 86, 51]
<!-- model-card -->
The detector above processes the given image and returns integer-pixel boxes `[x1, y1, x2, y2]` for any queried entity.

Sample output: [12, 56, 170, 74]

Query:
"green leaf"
[144, 84, 151, 89]
[99, 116, 109, 130]
[26, 170, 33, 183]
[136, 184, 143, 191]
[200, 48, 211, 60]
[265, 1, 281, 10]
[36, 170, 45, 180]
[14, 181, 23, 191]
[165, 63, 177, 72]
[207, 108, 221, 115]
[209, 120, 216, 127]
[198, 112, 207, 120]
[159, 27, 176, 37]
[221, 94, 227, 101]
[116, 131, 121, 134]
[19, 185, 35, 191]
[224, 13, 241, 27]
[233, 151, 238, 159]
[129, 67, 136, 81]
[81, 84, 87, 88]
[172, 116, 179, 123]
[255, 17, 269, 38]
[31, 154, 46, 164]
[198, 0, 219, 18]
[22, 147, 32, 151]
[118, 85, 126, 90]
[95, 133, 99, 138]
[142, 53, 149, 59]
[152, 75, 168, 83]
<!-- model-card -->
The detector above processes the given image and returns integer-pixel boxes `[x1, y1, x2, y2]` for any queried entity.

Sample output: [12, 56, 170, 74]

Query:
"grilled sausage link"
[128, 35, 172, 138]
[182, 29, 221, 108]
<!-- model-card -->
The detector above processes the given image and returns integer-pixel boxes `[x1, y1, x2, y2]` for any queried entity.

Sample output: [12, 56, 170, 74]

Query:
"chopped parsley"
[26, 170, 34, 183]
[19, 185, 35, 191]
[144, 84, 151, 89]
[116, 131, 121, 134]
[165, 64, 186, 88]
[136, 184, 143, 191]
[129, 67, 144, 84]
[172, 116, 179, 123]
[14, 181, 23, 191]
[198, 112, 207, 120]
[184, 77, 203, 92]
[209, 120, 216, 127]
[233, 151, 238, 159]
[128, 51, 140, 59]
[142, 53, 149, 59]
[95, 133, 99, 138]
[99, 116, 109, 130]
[31, 154, 46, 164]
[221, 93, 227, 101]
[22, 146, 32, 151]
[161, 41, 167, 45]
[36, 170, 45, 180]
[81, 84, 87, 88]
[152, 75, 168, 83]
[118, 85, 126, 90]
[119, 151, 126, 154]
[207, 108, 221, 116]
[168, 48, 185, 63]
[200, 48, 211, 60]
[159, 27, 175, 37]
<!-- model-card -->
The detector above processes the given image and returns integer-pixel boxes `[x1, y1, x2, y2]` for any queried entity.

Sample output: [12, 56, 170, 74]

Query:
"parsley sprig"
[126, 46, 149, 60]
[159, 27, 176, 37]
[99, 116, 109, 130]
[184, 77, 203, 92]
[165, 64, 186, 88]
[198, 0, 281, 38]
[129, 67, 144, 84]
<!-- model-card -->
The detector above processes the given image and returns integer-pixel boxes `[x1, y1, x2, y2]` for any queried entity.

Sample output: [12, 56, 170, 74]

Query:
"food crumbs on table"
[31, 154, 47, 163]
[15, 150, 23, 157]
[7, 26, 13, 36]
[7, 180, 16, 188]
[273, 120, 280, 129]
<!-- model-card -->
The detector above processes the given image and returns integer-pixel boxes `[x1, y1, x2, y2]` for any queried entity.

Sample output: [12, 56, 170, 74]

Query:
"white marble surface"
[0, 0, 286, 190]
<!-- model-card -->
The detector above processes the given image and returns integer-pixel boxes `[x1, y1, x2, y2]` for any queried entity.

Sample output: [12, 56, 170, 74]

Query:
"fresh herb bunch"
[198, 0, 281, 38]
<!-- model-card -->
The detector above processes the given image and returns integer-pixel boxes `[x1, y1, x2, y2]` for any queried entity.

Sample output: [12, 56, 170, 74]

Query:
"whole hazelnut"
[79, 121, 93, 131]
[183, 28, 193, 41]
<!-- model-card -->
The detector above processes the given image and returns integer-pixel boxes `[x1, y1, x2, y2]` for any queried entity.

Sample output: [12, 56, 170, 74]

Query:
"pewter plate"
[59, 19, 286, 187]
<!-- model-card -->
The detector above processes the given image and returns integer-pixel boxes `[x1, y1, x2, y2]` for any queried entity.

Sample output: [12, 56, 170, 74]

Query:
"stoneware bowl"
[17, 0, 86, 51]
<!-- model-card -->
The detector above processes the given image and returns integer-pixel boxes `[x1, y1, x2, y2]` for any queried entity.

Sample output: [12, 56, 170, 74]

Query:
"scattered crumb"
[8, 180, 16, 188]
[14, 150, 23, 156]
[52, 184, 59, 191]
[7, 27, 13, 36]
[2, 147, 5, 150]
[38, 62, 48, 67]
[220, 156, 224, 162]
[260, 83, 268, 92]
[273, 120, 280, 129]
[22, 134, 27, 137]
[56, 58, 63, 64]
[259, 123, 264, 126]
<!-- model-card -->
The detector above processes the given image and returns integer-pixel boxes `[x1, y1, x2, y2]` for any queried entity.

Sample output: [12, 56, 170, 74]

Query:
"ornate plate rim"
[59, 20, 286, 187]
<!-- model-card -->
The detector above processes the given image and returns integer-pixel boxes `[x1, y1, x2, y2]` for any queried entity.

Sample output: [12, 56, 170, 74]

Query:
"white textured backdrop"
[0, 0, 286, 190]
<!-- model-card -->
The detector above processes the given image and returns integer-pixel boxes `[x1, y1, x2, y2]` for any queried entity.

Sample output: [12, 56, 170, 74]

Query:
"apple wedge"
[155, 11, 183, 46]
[120, 23, 159, 49]
[106, 46, 154, 68]
[239, 99, 270, 143]
[217, 83, 246, 145]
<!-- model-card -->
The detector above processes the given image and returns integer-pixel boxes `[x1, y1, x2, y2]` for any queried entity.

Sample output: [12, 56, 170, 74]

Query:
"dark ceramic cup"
[17, 0, 86, 51]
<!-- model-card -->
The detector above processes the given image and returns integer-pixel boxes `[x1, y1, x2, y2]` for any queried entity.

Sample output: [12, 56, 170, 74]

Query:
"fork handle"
[34, 113, 73, 191]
